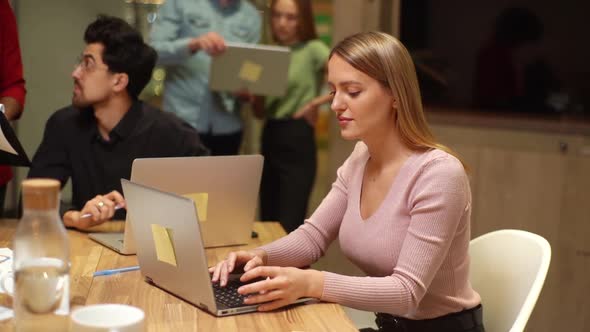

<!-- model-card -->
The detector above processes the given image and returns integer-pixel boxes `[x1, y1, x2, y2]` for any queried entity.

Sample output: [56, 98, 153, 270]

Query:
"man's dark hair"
[84, 15, 157, 99]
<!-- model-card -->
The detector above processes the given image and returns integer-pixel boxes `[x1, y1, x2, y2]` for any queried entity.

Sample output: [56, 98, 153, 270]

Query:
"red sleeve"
[0, 0, 26, 107]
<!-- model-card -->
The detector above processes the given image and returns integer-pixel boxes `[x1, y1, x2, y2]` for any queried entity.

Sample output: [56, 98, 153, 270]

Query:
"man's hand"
[63, 191, 126, 230]
[188, 32, 226, 56]
[0, 97, 23, 120]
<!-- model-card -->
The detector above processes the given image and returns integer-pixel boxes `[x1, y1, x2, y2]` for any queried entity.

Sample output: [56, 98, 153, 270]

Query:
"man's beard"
[72, 95, 91, 108]
[72, 80, 90, 108]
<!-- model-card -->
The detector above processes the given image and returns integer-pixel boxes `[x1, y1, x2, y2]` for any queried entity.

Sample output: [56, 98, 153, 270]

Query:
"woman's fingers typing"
[210, 250, 265, 286]
[235, 266, 323, 311]
[243, 255, 263, 272]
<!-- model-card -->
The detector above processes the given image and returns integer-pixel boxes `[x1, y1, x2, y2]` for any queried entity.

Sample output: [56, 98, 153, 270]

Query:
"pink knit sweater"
[259, 142, 481, 319]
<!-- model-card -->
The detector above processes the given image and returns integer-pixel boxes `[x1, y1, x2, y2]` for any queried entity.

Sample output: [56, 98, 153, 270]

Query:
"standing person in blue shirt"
[254, 0, 331, 233]
[150, 0, 261, 155]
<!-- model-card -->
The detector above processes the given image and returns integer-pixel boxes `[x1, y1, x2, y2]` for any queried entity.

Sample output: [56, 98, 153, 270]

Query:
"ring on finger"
[96, 201, 105, 209]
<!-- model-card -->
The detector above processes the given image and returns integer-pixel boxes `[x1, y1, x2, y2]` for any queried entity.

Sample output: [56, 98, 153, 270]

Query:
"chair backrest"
[469, 229, 551, 332]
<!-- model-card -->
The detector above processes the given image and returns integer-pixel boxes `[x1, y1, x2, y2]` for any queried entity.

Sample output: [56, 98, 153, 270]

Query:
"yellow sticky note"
[183, 193, 208, 222]
[238, 60, 263, 82]
[151, 224, 177, 267]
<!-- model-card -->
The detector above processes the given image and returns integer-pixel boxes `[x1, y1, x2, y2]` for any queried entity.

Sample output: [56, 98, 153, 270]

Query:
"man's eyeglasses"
[74, 56, 108, 73]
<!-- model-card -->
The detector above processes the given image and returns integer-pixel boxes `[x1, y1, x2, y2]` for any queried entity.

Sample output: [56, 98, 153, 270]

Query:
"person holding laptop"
[254, 0, 332, 233]
[211, 32, 484, 332]
[150, 0, 261, 155]
[28, 15, 208, 230]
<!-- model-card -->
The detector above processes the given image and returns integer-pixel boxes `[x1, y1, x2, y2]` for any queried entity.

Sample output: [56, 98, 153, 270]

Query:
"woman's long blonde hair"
[330, 32, 465, 168]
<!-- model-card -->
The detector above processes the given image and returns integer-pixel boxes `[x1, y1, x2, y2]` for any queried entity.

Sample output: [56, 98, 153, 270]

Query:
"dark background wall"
[406, 0, 590, 108]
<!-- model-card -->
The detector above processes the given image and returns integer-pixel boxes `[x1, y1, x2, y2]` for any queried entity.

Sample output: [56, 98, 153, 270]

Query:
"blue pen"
[93, 265, 140, 277]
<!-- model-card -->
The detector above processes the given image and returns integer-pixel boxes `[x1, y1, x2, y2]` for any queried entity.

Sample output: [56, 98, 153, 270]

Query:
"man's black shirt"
[28, 101, 208, 219]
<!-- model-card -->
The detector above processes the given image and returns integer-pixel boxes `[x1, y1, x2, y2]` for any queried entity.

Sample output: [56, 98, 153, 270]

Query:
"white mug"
[70, 304, 145, 332]
[0, 271, 14, 295]
[0, 258, 69, 314]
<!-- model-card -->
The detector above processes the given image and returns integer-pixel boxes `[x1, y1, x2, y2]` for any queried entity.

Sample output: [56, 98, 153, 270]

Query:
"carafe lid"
[22, 178, 60, 210]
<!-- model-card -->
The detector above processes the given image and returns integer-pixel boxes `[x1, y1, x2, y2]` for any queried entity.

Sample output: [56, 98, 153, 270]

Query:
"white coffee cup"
[0, 271, 14, 295]
[0, 258, 69, 314]
[70, 304, 145, 332]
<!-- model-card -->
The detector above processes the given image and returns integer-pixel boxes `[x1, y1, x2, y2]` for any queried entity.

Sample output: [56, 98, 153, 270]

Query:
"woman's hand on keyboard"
[236, 266, 324, 311]
[209, 249, 267, 286]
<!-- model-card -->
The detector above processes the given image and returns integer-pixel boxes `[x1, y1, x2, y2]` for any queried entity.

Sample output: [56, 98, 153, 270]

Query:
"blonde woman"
[212, 32, 484, 332]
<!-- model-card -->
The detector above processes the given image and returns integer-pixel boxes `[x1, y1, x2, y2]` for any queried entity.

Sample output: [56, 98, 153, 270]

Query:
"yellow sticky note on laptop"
[151, 224, 177, 267]
[238, 60, 263, 82]
[183, 193, 208, 222]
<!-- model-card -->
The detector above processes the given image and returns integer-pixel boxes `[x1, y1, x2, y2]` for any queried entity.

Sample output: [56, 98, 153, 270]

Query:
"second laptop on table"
[89, 155, 263, 254]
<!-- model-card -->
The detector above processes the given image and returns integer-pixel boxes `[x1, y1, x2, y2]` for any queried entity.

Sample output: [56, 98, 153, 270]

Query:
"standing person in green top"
[255, 0, 332, 233]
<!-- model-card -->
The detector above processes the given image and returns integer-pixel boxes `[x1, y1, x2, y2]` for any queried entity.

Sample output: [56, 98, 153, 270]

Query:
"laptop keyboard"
[212, 277, 265, 308]
[212, 279, 247, 308]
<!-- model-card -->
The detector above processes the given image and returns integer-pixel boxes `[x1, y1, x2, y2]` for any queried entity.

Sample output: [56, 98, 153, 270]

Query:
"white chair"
[469, 229, 551, 332]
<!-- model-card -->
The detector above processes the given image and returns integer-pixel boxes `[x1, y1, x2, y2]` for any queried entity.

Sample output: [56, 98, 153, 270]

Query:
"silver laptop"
[88, 206, 137, 255]
[88, 209, 137, 255]
[121, 179, 313, 316]
[89, 155, 263, 254]
[209, 42, 291, 96]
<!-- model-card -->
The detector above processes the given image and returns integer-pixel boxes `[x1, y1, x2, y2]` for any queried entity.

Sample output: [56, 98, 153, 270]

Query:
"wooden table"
[0, 219, 357, 331]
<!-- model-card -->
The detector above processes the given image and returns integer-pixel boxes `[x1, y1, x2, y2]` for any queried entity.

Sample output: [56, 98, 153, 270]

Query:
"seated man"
[28, 15, 208, 230]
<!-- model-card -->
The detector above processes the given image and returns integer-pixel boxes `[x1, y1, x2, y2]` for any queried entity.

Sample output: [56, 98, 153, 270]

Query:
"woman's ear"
[112, 73, 129, 93]
[392, 98, 398, 110]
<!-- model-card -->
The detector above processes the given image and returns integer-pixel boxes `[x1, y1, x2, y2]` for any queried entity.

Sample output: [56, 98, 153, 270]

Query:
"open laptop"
[121, 179, 313, 316]
[209, 42, 291, 96]
[89, 155, 263, 254]
[88, 208, 138, 255]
